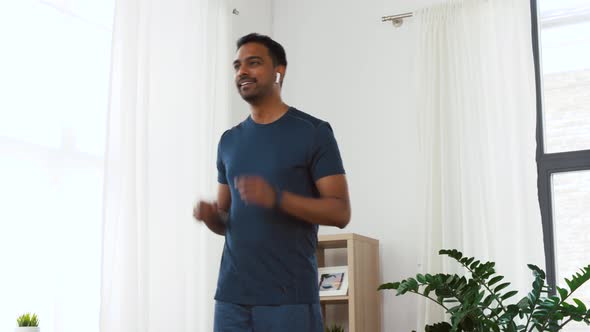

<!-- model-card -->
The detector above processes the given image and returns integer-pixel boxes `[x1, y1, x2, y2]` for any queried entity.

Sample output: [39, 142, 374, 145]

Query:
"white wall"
[271, 0, 445, 330]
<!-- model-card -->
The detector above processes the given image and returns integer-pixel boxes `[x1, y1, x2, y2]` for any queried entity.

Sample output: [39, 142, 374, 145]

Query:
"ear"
[275, 66, 286, 85]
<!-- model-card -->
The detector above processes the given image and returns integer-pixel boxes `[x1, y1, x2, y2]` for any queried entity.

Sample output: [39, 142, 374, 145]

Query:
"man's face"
[233, 42, 277, 103]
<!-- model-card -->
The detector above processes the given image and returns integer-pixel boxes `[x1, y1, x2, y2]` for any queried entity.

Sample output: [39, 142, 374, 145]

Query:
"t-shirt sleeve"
[310, 122, 345, 182]
[217, 133, 228, 184]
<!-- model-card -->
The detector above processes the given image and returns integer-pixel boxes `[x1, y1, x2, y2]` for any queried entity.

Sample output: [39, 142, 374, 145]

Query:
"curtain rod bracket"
[381, 12, 413, 28]
[391, 18, 404, 27]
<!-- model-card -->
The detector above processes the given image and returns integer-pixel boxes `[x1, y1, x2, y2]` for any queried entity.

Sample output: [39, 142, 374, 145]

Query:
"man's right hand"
[193, 200, 219, 225]
[193, 184, 230, 236]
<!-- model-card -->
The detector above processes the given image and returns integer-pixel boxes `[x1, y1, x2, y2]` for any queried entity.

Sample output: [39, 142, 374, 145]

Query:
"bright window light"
[0, 1, 113, 331]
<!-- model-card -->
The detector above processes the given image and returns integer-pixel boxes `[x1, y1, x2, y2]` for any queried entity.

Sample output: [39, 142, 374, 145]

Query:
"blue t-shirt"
[214, 107, 345, 305]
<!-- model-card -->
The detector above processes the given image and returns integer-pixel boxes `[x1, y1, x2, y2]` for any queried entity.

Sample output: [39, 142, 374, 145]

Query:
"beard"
[240, 89, 259, 103]
[238, 82, 273, 104]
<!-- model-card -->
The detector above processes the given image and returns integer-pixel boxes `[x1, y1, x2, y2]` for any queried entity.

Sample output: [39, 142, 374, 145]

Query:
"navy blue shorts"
[214, 301, 324, 332]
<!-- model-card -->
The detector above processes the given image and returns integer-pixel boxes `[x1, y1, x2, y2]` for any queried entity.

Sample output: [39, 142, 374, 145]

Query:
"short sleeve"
[217, 133, 228, 184]
[310, 122, 345, 181]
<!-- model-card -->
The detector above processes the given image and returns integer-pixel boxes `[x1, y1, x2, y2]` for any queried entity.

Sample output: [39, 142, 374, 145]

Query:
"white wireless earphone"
[275, 72, 281, 84]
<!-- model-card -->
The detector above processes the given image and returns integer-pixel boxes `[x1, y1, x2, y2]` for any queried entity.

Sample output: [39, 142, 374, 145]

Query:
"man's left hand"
[234, 175, 276, 208]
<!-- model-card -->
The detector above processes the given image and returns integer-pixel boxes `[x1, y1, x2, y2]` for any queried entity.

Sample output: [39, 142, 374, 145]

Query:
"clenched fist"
[235, 175, 277, 209]
[193, 200, 218, 224]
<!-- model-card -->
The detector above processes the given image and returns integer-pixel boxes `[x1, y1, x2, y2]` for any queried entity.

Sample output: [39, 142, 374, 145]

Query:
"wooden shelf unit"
[317, 233, 381, 332]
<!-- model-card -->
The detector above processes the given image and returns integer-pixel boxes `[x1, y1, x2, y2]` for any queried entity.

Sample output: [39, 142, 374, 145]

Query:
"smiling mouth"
[238, 81, 256, 91]
[240, 82, 254, 87]
[238, 77, 256, 87]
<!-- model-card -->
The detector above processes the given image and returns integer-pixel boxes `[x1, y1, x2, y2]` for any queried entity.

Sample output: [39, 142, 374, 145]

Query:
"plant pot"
[15, 328, 39, 332]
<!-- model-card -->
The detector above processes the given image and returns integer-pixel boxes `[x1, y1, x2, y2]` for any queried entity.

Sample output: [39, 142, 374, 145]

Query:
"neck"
[249, 93, 289, 124]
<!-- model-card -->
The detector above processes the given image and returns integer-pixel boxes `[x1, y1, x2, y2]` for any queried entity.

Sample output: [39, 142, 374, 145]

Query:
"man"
[193, 33, 351, 332]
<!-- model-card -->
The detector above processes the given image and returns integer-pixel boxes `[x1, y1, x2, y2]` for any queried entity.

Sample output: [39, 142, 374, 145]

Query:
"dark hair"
[236, 33, 287, 68]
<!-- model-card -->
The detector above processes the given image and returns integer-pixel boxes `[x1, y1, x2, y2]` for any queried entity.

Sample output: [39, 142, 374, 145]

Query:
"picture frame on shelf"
[318, 266, 349, 297]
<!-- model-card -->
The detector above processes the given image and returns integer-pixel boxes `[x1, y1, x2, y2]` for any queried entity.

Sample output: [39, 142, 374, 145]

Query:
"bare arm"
[279, 174, 351, 228]
[235, 174, 351, 229]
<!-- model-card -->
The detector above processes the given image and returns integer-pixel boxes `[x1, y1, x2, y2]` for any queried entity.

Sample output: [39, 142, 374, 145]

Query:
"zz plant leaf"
[379, 249, 590, 331]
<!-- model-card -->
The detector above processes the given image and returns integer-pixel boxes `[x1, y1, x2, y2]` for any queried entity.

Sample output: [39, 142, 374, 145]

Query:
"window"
[532, 1, 590, 331]
[0, 1, 113, 331]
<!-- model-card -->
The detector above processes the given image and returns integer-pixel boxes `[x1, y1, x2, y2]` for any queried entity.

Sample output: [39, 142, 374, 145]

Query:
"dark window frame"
[530, 0, 590, 290]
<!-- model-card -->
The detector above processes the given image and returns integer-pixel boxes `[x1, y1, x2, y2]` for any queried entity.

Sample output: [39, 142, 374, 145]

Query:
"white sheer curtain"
[100, 0, 230, 331]
[414, 0, 545, 328]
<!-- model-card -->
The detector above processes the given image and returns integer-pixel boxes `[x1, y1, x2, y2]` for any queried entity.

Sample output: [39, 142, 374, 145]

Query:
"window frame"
[530, 0, 590, 290]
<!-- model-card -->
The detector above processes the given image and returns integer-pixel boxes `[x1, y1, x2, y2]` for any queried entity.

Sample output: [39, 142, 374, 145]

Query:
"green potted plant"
[325, 324, 345, 332]
[16, 313, 39, 332]
[379, 249, 590, 331]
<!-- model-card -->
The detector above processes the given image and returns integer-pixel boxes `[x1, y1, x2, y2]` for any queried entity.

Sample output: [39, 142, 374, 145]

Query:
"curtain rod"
[381, 12, 413, 27]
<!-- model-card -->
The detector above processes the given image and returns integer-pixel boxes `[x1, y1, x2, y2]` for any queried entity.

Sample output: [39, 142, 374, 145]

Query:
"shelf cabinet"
[317, 233, 381, 332]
